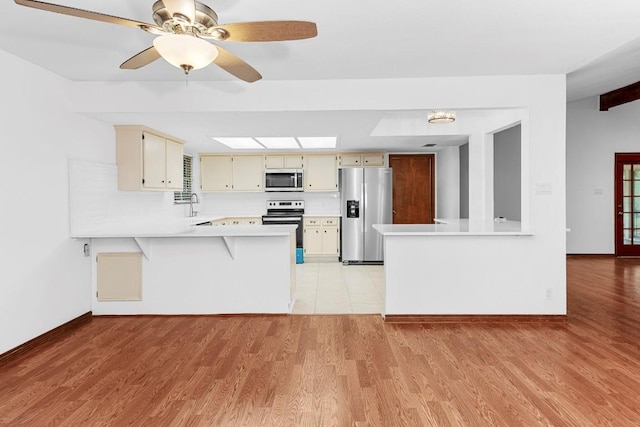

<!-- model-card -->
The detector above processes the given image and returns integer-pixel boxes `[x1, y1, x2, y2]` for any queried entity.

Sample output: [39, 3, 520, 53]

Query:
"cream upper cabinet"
[339, 152, 385, 167]
[362, 153, 385, 166]
[232, 155, 264, 191]
[200, 155, 263, 192]
[304, 154, 338, 191]
[201, 155, 233, 191]
[339, 154, 362, 167]
[265, 155, 304, 169]
[115, 125, 184, 191]
[165, 139, 184, 188]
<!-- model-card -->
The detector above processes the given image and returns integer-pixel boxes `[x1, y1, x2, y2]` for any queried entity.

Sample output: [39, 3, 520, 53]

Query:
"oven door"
[262, 216, 303, 248]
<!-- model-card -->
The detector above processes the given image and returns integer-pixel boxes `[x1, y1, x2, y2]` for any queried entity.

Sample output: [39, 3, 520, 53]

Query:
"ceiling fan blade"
[213, 46, 262, 83]
[210, 21, 317, 42]
[14, 0, 159, 30]
[163, 0, 196, 24]
[120, 47, 162, 70]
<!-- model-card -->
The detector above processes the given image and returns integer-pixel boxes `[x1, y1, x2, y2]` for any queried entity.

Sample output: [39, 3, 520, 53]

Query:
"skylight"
[255, 137, 299, 149]
[298, 137, 337, 149]
[210, 136, 337, 150]
[210, 137, 263, 149]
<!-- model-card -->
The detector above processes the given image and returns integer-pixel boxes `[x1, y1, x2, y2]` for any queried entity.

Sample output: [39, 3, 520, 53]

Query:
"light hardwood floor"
[1, 256, 640, 426]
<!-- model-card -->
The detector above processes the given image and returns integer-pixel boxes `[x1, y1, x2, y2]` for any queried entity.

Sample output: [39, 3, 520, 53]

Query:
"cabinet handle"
[161, 180, 165, 183]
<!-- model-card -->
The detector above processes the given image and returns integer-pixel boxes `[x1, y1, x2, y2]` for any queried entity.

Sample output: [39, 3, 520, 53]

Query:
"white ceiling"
[3, 0, 640, 153]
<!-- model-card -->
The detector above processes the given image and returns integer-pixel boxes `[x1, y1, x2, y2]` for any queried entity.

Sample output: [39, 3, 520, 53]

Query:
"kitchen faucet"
[189, 193, 200, 217]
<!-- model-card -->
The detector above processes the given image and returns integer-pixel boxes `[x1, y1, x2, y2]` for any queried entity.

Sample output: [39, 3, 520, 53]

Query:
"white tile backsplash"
[69, 159, 342, 234]
[69, 159, 183, 234]
[200, 191, 341, 217]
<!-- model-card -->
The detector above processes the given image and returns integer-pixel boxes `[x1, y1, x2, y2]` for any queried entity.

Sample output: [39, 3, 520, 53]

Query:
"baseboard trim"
[92, 313, 288, 318]
[566, 253, 614, 257]
[0, 311, 93, 364]
[383, 314, 567, 323]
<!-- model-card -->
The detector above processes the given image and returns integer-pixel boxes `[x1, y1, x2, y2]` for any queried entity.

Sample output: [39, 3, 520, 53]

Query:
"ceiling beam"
[600, 80, 640, 111]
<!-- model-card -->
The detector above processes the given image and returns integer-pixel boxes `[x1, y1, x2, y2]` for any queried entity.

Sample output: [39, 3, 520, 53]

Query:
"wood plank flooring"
[2, 255, 640, 426]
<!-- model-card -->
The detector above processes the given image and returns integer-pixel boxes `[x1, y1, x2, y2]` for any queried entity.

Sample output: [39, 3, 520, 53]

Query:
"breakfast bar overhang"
[73, 223, 298, 315]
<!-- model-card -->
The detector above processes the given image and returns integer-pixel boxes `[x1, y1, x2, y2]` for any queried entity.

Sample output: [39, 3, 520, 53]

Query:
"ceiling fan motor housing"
[152, 0, 225, 38]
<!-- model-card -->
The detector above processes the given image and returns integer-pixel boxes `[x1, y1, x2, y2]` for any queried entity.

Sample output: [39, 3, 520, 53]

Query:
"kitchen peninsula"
[73, 220, 297, 315]
[373, 220, 565, 318]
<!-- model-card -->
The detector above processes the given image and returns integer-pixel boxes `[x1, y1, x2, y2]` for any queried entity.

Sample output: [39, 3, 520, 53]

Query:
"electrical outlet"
[545, 288, 553, 300]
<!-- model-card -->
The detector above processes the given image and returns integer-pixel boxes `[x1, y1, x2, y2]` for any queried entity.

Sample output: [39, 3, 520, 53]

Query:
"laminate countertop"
[373, 219, 532, 236]
[70, 217, 296, 239]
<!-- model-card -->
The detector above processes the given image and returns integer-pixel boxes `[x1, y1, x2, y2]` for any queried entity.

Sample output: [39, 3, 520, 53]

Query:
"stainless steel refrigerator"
[340, 168, 393, 264]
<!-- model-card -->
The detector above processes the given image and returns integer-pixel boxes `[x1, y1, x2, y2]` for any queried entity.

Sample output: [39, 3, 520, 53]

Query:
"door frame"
[388, 153, 436, 224]
[614, 153, 640, 256]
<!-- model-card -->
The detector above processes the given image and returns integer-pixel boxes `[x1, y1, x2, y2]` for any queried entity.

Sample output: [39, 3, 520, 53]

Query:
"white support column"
[468, 133, 494, 221]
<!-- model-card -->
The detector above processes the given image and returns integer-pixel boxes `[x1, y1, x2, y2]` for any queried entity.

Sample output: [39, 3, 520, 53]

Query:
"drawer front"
[304, 218, 321, 226]
[322, 218, 338, 226]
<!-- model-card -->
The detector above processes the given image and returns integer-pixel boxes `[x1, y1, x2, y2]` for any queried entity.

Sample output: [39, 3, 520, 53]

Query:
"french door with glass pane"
[615, 153, 640, 256]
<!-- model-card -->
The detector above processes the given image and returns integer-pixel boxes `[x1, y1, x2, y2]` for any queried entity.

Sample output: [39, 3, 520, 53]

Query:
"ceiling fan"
[14, 0, 318, 82]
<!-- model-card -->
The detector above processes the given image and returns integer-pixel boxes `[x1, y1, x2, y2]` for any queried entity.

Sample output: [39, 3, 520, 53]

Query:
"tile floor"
[292, 262, 384, 314]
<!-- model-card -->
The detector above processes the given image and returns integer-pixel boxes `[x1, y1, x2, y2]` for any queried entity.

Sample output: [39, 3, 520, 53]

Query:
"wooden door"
[389, 154, 435, 224]
[615, 153, 640, 256]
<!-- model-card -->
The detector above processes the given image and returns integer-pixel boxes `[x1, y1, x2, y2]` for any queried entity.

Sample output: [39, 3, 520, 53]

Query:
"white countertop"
[373, 219, 532, 236]
[71, 217, 297, 239]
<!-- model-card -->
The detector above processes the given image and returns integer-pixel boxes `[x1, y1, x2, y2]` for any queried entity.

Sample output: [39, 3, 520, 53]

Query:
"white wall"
[435, 147, 460, 219]
[566, 97, 640, 253]
[494, 125, 522, 221]
[459, 143, 470, 218]
[0, 51, 114, 354]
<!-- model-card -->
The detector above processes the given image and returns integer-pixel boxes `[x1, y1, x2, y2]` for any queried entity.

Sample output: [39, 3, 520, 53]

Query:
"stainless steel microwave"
[264, 169, 304, 192]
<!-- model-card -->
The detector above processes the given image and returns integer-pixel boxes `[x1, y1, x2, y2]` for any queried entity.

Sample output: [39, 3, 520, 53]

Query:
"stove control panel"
[267, 200, 305, 209]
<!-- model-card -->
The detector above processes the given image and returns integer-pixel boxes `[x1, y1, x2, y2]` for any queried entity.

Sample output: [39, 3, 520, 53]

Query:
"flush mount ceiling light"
[153, 34, 218, 74]
[427, 110, 456, 124]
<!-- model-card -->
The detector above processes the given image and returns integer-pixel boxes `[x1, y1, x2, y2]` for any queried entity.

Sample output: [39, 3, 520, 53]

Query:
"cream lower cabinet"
[213, 217, 261, 226]
[200, 155, 263, 192]
[303, 217, 340, 259]
[228, 217, 261, 225]
[304, 155, 338, 191]
[115, 125, 184, 191]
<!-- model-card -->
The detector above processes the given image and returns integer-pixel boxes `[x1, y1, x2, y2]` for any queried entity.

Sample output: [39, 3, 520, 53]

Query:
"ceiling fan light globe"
[153, 34, 218, 71]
